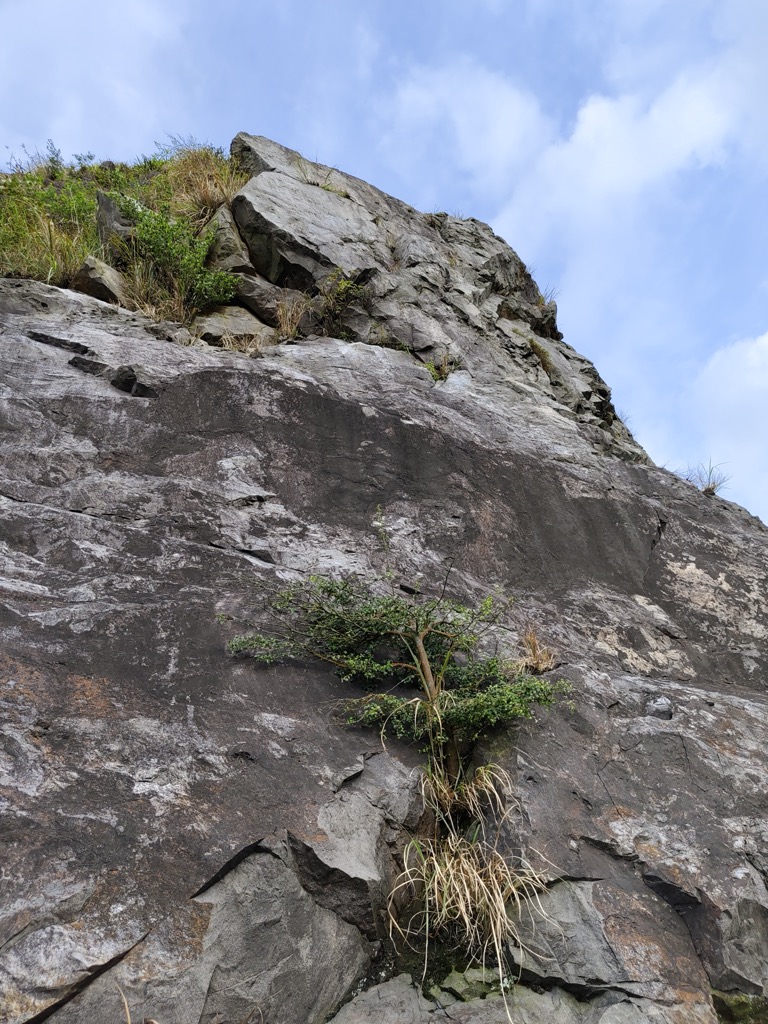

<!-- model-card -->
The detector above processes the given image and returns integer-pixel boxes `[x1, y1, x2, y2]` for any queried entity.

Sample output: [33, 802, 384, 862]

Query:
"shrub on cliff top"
[115, 198, 236, 320]
[0, 137, 245, 320]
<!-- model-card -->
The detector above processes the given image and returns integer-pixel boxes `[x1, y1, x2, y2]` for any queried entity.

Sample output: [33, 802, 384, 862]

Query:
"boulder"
[191, 304, 274, 347]
[70, 255, 128, 305]
[205, 202, 256, 275]
[233, 270, 304, 329]
[95, 190, 135, 252]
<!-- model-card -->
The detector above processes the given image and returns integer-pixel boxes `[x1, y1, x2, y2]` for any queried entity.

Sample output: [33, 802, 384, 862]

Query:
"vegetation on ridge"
[0, 136, 246, 321]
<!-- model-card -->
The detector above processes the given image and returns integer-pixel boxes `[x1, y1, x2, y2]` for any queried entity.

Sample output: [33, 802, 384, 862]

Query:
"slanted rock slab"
[192, 303, 274, 346]
[70, 255, 128, 306]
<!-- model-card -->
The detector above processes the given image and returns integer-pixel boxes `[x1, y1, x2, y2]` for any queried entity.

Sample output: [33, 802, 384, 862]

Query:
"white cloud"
[377, 15, 768, 519]
[381, 59, 552, 205]
[681, 332, 768, 519]
[497, 62, 736, 263]
[0, 0, 188, 161]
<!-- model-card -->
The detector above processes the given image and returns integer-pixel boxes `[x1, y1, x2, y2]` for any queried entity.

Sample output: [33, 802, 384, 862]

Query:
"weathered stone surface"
[229, 135, 639, 449]
[495, 669, 768, 1003]
[95, 190, 134, 251]
[70, 255, 128, 305]
[328, 973, 689, 1023]
[205, 201, 256, 275]
[233, 270, 308, 330]
[1, 133, 768, 1024]
[48, 841, 371, 1024]
[191, 303, 274, 345]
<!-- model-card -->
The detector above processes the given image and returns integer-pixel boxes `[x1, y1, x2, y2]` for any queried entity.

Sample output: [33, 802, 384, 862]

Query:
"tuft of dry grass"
[219, 331, 271, 358]
[528, 337, 554, 378]
[391, 831, 550, 961]
[275, 291, 311, 341]
[514, 625, 555, 674]
[390, 761, 555, 1021]
[421, 762, 513, 825]
[681, 460, 730, 496]
[122, 259, 186, 323]
[160, 137, 249, 229]
[385, 230, 414, 271]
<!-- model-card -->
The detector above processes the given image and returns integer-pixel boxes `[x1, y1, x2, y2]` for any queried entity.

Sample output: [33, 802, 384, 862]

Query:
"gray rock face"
[205, 202, 256, 275]
[95, 190, 135, 252]
[328, 973, 685, 1024]
[229, 135, 637, 449]
[191, 303, 274, 346]
[70, 255, 128, 306]
[1, 134, 767, 1024]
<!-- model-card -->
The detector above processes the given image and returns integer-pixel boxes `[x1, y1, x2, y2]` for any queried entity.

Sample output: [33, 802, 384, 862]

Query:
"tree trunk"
[445, 732, 461, 785]
[414, 633, 437, 700]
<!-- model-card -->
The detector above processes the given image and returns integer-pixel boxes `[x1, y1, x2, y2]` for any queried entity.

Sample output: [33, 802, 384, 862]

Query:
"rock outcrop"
[1, 135, 767, 1024]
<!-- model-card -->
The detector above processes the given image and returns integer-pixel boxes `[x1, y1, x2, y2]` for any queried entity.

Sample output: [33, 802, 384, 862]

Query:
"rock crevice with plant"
[224, 573, 564, 993]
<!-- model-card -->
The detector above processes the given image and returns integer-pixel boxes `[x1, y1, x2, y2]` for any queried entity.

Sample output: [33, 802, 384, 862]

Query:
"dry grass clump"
[275, 291, 312, 340]
[514, 625, 555, 674]
[681, 460, 730, 496]
[386, 230, 414, 271]
[528, 337, 554, 378]
[421, 762, 511, 823]
[390, 762, 552, 1021]
[392, 831, 549, 964]
[159, 135, 249, 229]
[122, 259, 187, 323]
[219, 331, 270, 358]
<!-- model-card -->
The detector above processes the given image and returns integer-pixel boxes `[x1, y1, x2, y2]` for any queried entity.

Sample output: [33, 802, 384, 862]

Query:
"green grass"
[528, 337, 555, 378]
[0, 137, 247, 322]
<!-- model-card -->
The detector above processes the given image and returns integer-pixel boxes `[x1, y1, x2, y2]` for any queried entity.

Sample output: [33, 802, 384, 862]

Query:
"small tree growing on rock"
[225, 573, 564, 1008]
[228, 575, 558, 784]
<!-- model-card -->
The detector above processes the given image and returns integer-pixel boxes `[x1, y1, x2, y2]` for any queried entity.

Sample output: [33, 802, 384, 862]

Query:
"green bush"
[120, 200, 236, 316]
[225, 572, 565, 997]
[227, 574, 562, 779]
[0, 170, 99, 284]
[318, 268, 368, 338]
[0, 139, 244, 317]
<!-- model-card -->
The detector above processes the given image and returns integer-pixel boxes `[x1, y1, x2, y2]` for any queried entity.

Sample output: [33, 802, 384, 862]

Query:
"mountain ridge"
[0, 133, 767, 1024]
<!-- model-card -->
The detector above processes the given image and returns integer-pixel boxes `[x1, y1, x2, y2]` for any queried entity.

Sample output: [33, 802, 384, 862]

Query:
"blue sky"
[3, 0, 768, 520]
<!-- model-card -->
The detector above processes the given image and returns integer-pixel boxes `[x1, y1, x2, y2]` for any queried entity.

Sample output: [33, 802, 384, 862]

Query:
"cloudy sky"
[3, 0, 767, 520]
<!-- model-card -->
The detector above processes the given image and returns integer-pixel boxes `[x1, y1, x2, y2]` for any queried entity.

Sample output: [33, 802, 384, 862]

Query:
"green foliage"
[425, 354, 459, 382]
[528, 337, 554, 378]
[318, 268, 368, 338]
[0, 139, 243, 315]
[225, 573, 564, 1003]
[712, 991, 768, 1024]
[0, 168, 99, 284]
[228, 575, 561, 767]
[118, 198, 236, 316]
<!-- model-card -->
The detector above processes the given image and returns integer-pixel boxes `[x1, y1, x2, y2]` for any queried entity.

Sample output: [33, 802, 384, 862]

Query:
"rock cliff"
[1, 134, 767, 1024]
